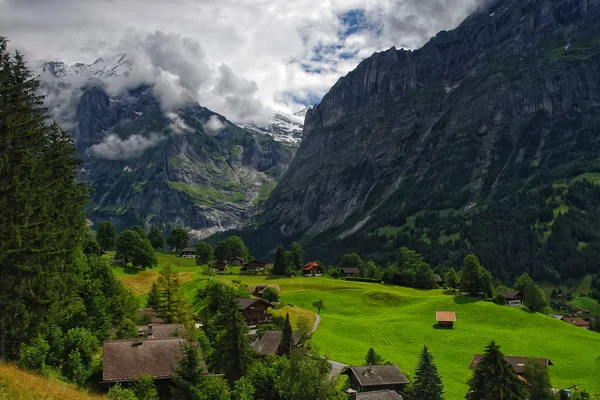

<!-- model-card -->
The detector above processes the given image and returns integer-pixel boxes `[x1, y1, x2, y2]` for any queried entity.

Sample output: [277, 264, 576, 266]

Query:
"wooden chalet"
[469, 354, 553, 375]
[237, 298, 273, 325]
[504, 291, 523, 307]
[179, 247, 196, 258]
[436, 311, 456, 328]
[250, 284, 281, 298]
[242, 260, 266, 273]
[345, 365, 409, 395]
[252, 330, 301, 356]
[341, 267, 361, 277]
[213, 261, 227, 272]
[564, 317, 590, 329]
[102, 338, 205, 399]
[230, 257, 245, 266]
[302, 262, 324, 276]
[347, 389, 404, 400]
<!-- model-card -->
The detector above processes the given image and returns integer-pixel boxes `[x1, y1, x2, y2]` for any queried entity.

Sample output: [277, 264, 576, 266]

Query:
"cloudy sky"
[1, 0, 481, 123]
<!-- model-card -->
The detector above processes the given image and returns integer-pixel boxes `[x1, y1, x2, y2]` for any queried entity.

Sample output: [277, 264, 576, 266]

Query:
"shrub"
[108, 384, 137, 400]
[19, 336, 49, 372]
[262, 287, 279, 303]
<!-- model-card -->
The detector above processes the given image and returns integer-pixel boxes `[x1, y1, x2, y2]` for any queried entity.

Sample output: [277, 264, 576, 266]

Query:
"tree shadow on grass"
[453, 295, 484, 305]
[432, 323, 456, 330]
[443, 290, 457, 295]
[119, 265, 144, 275]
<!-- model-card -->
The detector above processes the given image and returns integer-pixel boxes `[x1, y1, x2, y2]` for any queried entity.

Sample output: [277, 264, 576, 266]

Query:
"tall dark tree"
[0, 38, 88, 358]
[273, 245, 287, 275]
[364, 348, 384, 366]
[412, 345, 444, 400]
[523, 358, 553, 400]
[96, 221, 117, 250]
[168, 228, 190, 252]
[465, 341, 526, 400]
[171, 343, 206, 400]
[147, 228, 165, 250]
[280, 313, 293, 356]
[289, 241, 304, 270]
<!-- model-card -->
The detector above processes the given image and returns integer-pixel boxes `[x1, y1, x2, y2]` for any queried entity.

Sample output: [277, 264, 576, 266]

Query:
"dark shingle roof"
[180, 248, 196, 253]
[349, 365, 409, 387]
[434, 274, 443, 282]
[469, 354, 553, 374]
[355, 390, 403, 400]
[342, 268, 361, 274]
[103, 338, 201, 382]
[137, 324, 186, 339]
[253, 331, 282, 355]
[503, 291, 522, 300]
[237, 298, 271, 310]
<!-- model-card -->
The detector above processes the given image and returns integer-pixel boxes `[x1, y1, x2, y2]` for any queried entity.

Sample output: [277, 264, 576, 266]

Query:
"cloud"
[1, 0, 482, 120]
[89, 133, 164, 160]
[165, 111, 193, 134]
[203, 115, 226, 133]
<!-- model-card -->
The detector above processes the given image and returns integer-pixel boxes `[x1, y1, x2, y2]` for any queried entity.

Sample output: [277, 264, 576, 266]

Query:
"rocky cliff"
[259, 0, 600, 256]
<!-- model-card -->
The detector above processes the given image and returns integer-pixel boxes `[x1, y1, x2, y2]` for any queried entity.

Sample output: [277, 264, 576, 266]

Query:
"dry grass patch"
[0, 363, 105, 400]
[270, 305, 316, 329]
[119, 271, 195, 296]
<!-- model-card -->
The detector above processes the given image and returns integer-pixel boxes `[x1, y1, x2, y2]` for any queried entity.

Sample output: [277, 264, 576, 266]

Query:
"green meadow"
[108, 252, 600, 397]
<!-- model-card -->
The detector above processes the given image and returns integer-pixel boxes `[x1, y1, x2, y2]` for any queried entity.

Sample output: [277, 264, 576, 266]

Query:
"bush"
[329, 269, 340, 279]
[108, 384, 137, 400]
[262, 287, 279, 303]
[493, 292, 506, 305]
[19, 336, 49, 372]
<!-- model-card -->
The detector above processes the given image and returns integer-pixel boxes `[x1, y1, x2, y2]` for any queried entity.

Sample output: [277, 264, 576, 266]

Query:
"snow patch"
[123, 166, 132, 173]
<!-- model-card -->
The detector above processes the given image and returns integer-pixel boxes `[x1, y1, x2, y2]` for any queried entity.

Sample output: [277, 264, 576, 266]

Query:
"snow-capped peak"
[42, 53, 133, 79]
[239, 108, 310, 147]
[293, 106, 311, 120]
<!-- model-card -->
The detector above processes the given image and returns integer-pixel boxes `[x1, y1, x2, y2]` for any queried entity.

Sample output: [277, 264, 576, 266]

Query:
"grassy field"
[108, 253, 600, 396]
[0, 363, 105, 400]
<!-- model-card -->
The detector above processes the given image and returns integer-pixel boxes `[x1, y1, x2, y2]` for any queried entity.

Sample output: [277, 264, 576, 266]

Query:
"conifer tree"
[523, 358, 553, 400]
[97, 221, 117, 250]
[364, 348, 384, 366]
[281, 313, 293, 356]
[171, 343, 206, 400]
[0, 37, 88, 358]
[466, 341, 526, 400]
[273, 245, 287, 275]
[412, 345, 444, 400]
[153, 264, 189, 323]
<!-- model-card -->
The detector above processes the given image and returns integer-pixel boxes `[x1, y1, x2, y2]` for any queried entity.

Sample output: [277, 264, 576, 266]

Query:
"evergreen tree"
[523, 358, 553, 400]
[83, 235, 102, 257]
[147, 228, 165, 250]
[209, 295, 254, 383]
[280, 313, 293, 356]
[412, 345, 444, 400]
[233, 377, 255, 400]
[147, 281, 160, 309]
[364, 348, 384, 366]
[97, 221, 117, 250]
[171, 343, 206, 400]
[196, 241, 215, 265]
[0, 38, 88, 358]
[289, 241, 304, 270]
[168, 228, 190, 252]
[273, 245, 287, 275]
[465, 341, 526, 400]
[153, 264, 189, 323]
[131, 225, 147, 239]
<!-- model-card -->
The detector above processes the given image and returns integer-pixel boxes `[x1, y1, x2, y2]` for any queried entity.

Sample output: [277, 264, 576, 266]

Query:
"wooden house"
[341, 267, 361, 277]
[237, 298, 273, 325]
[469, 355, 553, 375]
[564, 317, 590, 329]
[302, 262, 324, 276]
[504, 291, 523, 307]
[242, 260, 266, 273]
[436, 311, 456, 328]
[251, 284, 281, 298]
[230, 257, 245, 266]
[213, 261, 227, 272]
[252, 330, 301, 356]
[102, 338, 205, 399]
[179, 248, 196, 258]
[345, 365, 409, 395]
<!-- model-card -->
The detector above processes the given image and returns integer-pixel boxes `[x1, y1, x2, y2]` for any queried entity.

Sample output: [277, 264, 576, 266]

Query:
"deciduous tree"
[312, 299, 324, 314]
[168, 228, 190, 252]
[147, 228, 165, 250]
[196, 242, 215, 265]
[262, 286, 279, 303]
[524, 358, 553, 400]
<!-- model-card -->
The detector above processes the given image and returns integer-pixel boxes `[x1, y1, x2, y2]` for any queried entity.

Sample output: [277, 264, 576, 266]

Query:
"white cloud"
[1, 0, 481, 120]
[89, 133, 164, 160]
[203, 115, 226, 133]
[165, 111, 193, 134]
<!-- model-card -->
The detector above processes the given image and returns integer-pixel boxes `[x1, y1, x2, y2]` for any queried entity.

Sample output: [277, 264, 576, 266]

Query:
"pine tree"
[154, 264, 189, 323]
[97, 221, 117, 250]
[364, 348, 384, 366]
[412, 345, 444, 400]
[280, 313, 293, 356]
[465, 341, 527, 400]
[0, 37, 88, 358]
[274, 245, 287, 275]
[171, 343, 206, 400]
[209, 295, 254, 383]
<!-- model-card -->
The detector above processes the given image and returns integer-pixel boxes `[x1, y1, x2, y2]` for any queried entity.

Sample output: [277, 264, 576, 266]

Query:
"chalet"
[213, 261, 227, 272]
[434, 274, 443, 284]
[102, 338, 205, 399]
[436, 311, 456, 329]
[230, 257, 245, 266]
[345, 365, 409, 395]
[242, 260, 266, 273]
[237, 298, 273, 325]
[302, 262, 324, 276]
[504, 291, 523, 307]
[250, 284, 281, 298]
[341, 267, 361, 277]
[136, 324, 185, 339]
[469, 354, 553, 375]
[347, 389, 404, 400]
[179, 248, 196, 258]
[565, 317, 590, 329]
[252, 330, 301, 356]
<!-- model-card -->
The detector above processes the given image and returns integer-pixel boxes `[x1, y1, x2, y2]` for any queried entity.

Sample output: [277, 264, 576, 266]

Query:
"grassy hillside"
[0, 363, 105, 400]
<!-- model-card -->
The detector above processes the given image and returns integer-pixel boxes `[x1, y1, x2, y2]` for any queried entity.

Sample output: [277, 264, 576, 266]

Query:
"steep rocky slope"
[256, 0, 600, 261]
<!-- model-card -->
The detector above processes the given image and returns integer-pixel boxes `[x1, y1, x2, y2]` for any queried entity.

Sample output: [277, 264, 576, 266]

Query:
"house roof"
[504, 291, 522, 300]
[253, 331, 282, 355]
[137, 308, 164, 324]
[103, 338, 201, 382]
[253, 284, 281, 293]
[302, 262, 321, 271]
[354, 390, 403, 400]
[349, 365, 409, 387]
[235, 257, 245, 261]
[436, 311, 456, 322]
[342, 268, 361, 274]
[137, 324, 186, 339]
[565, 317, 590, 327]
[244, 260, 266, 266]
[434, 274, 443, 282]
[180, 248, 196, 253]
[237, 298, 271, 310]
[469, 354, 553, 375]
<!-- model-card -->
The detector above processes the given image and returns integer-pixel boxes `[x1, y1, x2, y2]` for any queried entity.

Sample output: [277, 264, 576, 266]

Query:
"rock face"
[261, 0, 600, 247]
[41, 67, 293, 234]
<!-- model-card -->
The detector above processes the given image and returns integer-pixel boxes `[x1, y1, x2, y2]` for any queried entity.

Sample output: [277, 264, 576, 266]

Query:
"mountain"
[40, 57, 294, 236]
[247, 0, 600, 281]
[240, 107, 310, 147]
